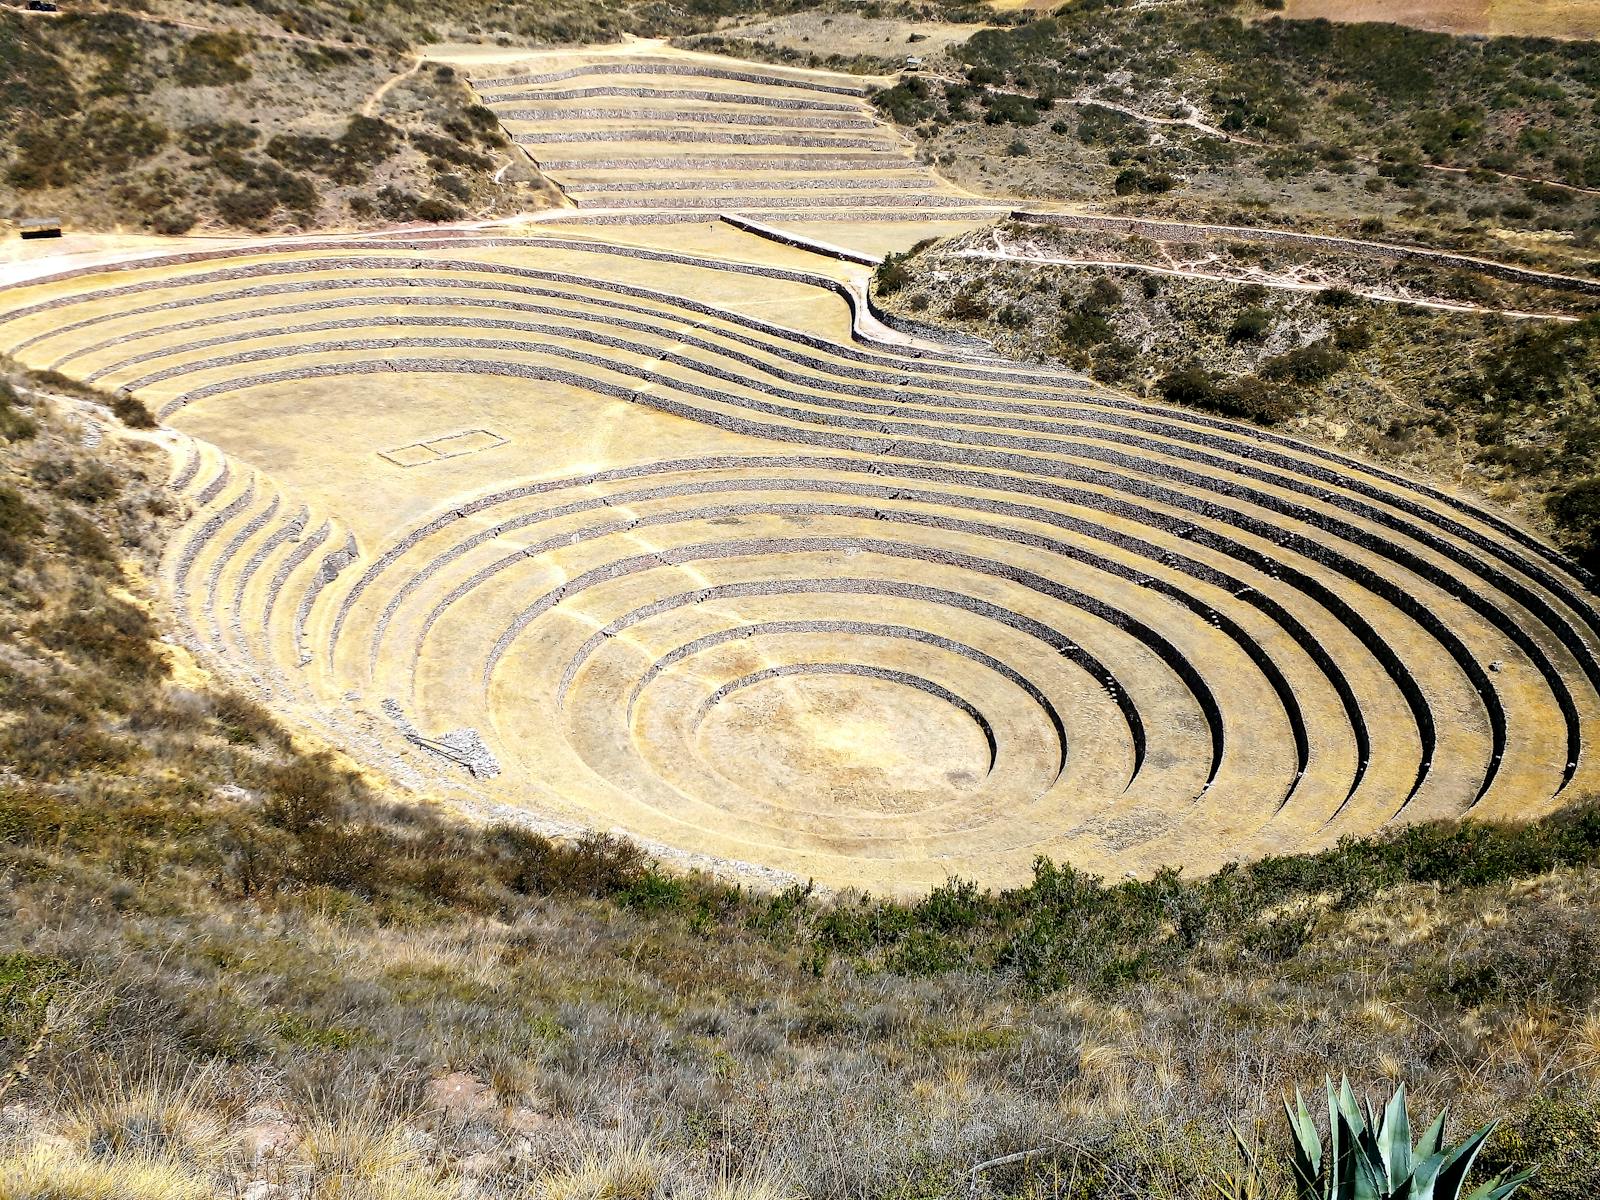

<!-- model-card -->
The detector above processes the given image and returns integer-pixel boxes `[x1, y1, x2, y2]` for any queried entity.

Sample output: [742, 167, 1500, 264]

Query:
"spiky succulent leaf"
[1415, 1108, 1449, 1160]
[1276, 1083, 1530, 1200]
[1334, 1078, 1372, 1200]
[1407, 1151, 1447, 1200]
[1285, 1089, 1323, 1200]
[1433, 1122, 1498, 1200]
[1327, 1078, 1346, 1200]
[1462, 1168, 1535, 1200]
[1351, 1123, 1388, 1200]
[1378, 1083, 1413, 1187]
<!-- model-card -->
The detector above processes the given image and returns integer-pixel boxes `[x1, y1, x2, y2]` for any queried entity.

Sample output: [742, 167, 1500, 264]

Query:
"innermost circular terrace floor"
[695, 670, 993, 816]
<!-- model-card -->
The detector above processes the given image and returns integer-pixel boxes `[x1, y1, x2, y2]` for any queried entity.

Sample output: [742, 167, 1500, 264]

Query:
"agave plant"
[1281, 1077, 1533, 1200]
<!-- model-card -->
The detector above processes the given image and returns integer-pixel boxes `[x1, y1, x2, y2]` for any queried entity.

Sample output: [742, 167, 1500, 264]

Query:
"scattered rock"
[425, 1071, 497, 1115]
[502, 1106, 555, 1136]
[239, 1118, 297, 1162]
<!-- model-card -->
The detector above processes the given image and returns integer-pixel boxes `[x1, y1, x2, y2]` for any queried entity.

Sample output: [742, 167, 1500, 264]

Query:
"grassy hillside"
[873, 0, 1600, 270]
[1, 362, 1598, 1197]
[0, 9, 543, 234]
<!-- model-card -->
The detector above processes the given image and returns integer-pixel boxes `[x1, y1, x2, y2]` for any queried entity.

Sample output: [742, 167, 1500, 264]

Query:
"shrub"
[33, 458, 118, 505]
[149, 208, 197, 235]
[1227, 307, 1273, 343]
[0, 711, 137, 779]
[265, 117, 396, 185]
[414, 196, 463, 222]
[1546, 477, 1600, 572]
[54, 509, 114, 568]
[1480, 1094, 1600, 1200]
[1158, 365, 1296, 424]
[1113, 167, 1176, 195]
[491, 826, 650, 898]
[872, 76, 937, 125]
[1527, 181, 1575, 206]
[874, 250, 916, 296]
[0, 484, 41, 564]
[264, 133, 342, 173]
[338, 115, 400, 163]
[945, 288, 991, 321]
[1260, 338, 1346, 384]
[409, 130, 489, 170]
[1333, 321, 1373, 352]
[374, 185, 423, 219]
[216, 188, 277, 226]
[31, 586, 165, 683]
[180, 121, 257, 156]
[213, 158, 318, 227]
[1060, 301, 1111, 347]
[110, 393, 156, 429]
[174, 31, 252, 87]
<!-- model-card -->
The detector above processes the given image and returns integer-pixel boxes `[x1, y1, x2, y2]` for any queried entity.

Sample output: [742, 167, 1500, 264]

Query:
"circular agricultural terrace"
[3, 49, 1597, 892]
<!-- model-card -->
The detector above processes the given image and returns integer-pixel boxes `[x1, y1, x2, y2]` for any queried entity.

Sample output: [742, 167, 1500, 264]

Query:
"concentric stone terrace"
[469, 44, 1008, 223]
[4, 218, 1597, 891]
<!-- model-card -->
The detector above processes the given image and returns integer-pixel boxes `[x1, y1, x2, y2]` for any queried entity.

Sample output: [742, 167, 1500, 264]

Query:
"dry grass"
[541, 1145, 670, 1200]
[0, 1145, 212, 1200]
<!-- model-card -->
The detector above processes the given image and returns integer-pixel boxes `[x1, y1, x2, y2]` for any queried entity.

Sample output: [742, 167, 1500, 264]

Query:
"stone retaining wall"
[483, 86, 860, 112]
[576, 192, 979, 210]
[497, 107, 876, 130]
[517, 129, 895, 149]
[476, 61, 870, 96]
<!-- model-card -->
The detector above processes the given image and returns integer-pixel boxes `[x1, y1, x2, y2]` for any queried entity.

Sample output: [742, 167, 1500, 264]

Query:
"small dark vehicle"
[18, 216, 62, 239]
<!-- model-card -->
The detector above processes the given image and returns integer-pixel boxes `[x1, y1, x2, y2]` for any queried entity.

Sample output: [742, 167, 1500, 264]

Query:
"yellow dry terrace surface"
[4, 43, 1600, 893]
[1278, 0, 1600, 40]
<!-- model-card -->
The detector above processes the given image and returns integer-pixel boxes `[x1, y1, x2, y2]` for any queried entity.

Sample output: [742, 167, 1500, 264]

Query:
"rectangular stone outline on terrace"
[379, 428, 508, 467]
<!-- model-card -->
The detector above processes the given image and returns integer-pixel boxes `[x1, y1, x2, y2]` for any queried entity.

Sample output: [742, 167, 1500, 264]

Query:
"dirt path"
[361, 56, 422, 117]
[1012, 209, 1600, 297]
[954, 230, 1582, 321]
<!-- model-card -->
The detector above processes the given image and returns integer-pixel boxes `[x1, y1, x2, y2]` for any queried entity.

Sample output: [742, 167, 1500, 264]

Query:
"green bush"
[181, 120, 257, 156]
[1480, 1094, 1600, 1200]
[174, 31, 252, 87]
[490, 826, 651, 899]
[873, 76, 937, 125]
[109, 392, 155, 429]
[875, 250, 916, 296]
[0, 484, 41, 565]
[1260, 338, 1346, 384]
[1227, 307, 1273, 343]
[1158, 364, 1296, 425]
[1113, 166, 1175, 195]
